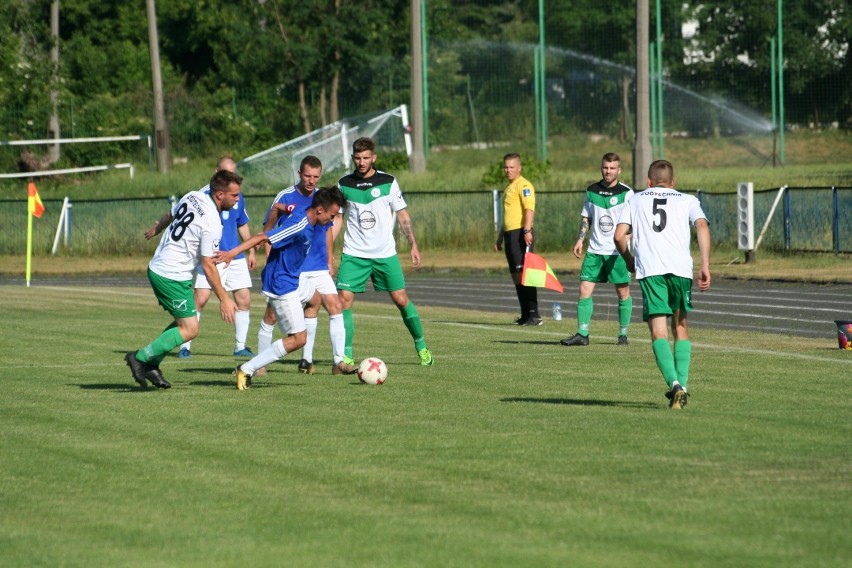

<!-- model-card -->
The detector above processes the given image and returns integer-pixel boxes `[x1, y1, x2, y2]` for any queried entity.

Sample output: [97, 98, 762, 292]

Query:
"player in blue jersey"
[254, 156, 357, 376]
[213, 186, 349, 390]
[145, 156, 255, 358]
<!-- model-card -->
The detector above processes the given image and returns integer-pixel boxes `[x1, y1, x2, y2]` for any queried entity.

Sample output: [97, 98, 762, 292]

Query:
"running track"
[5, 274, 851, 340]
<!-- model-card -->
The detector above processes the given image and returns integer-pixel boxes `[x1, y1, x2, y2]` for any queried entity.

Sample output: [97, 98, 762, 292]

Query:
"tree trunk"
[298, 81, 311, 133]
[319, 84, 327, 127]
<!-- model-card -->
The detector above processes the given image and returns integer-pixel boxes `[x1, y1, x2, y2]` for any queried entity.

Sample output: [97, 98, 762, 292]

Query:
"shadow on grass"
[495, 340, 565, 346]
[502, 397, 659, 409]
[77, 383, 161, 392]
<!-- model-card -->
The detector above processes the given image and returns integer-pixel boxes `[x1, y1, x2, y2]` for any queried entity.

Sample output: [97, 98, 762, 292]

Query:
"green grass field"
[2, 284, 850, 567]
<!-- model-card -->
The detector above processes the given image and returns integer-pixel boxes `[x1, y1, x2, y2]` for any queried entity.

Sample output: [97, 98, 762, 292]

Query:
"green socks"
[342, 309, 354, 359]
[138, 324, 183, 366]
[576, 297, 593, 336]
[399, 302, 427, 351]
[652, 338, 679, 390]
[618, 297, 633, 336]
[674, 340, 692, 390]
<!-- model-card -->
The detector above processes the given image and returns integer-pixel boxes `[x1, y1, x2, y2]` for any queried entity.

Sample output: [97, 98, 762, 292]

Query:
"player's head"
[311, 185, 347, 225]
[210, 170, 243, 211]
[298, 155, 323, 193]
[647, 159, 674, 189]
[601, 152, 621, 186]
[502, 152, 522, 182]
[216, 155, 237, 173]
[351, 137, 377, 176]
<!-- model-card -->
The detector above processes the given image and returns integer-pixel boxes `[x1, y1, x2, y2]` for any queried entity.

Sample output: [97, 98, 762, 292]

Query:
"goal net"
[238, 105, 412, 192]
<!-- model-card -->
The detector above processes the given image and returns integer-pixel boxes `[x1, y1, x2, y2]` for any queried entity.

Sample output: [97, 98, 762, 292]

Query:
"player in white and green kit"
[614, 160, 711, 409]
[333, 137, 433, 366]
[124, 171, 242, 389]
[561, 153, 634, 347]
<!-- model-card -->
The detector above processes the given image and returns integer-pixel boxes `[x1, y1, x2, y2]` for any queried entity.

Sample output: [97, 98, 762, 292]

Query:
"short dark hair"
[299, 155, 322, 172]
[503, 152, 521, 163]
[311, 185, 347, 211]
[352, 137, 375, 154]
[647, 159, 674, 186]
[602, 152, 620, 164]
[209, 170, 243, 192]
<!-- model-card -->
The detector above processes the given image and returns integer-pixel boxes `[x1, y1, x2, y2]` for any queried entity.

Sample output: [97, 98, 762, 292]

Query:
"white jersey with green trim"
[581, 181, 633, 255]
[337, 169, 407, 259]
[617, 187, 707, 280]
[148, 190, 223, 281]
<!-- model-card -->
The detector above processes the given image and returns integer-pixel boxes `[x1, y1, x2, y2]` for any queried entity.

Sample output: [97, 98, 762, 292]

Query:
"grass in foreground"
[1, 285, 849, 567]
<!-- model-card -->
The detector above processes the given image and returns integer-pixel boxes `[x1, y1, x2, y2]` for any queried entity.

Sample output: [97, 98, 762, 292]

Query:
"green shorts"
[336, 254, 406, 293]
[638, 274, 693, 321]
[147, 268, 197, 319]
[579, 252, 631, 284]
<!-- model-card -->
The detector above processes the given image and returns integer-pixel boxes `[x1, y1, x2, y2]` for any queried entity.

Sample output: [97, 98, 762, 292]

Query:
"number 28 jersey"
[149, 190, 223, 281]
[617, 188, 707, 280]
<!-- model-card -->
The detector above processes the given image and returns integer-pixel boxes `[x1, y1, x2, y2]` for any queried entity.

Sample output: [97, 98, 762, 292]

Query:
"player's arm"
[201, 255, 236, 324]
[614, 222, 635, 273]
[695, 218, 711, 291]
[238, 223, 256, 270]
[396, 209, 421, 267]
[212, 232, 270, 266]
[573, 216, 590, 258]
[521, 207, 535, 248]
[145, 211, 173, 240]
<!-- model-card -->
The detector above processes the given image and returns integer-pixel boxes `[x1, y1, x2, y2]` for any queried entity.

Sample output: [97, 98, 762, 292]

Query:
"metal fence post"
[832, 186, 839, 254]
[783, 187, 791, 250]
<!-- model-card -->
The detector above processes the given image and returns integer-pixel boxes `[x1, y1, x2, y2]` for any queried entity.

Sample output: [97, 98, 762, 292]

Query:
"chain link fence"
[2, 188, 849, 257]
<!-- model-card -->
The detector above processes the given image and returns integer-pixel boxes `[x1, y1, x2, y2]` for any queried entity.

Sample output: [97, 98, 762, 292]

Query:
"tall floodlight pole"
[421, 0, 430, 154]
[777, 0, 785, 164]
[633, 0, 652, 188]
[409, 0, 426, 173]
[146, 0, 171, 173]
[538, 0, 547, 163]
[655, 0, 664, 159]
[47, 0, 61, 164]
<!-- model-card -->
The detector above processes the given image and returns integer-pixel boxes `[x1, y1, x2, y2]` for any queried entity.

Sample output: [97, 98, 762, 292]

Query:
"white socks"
[234, 310, 250, 351]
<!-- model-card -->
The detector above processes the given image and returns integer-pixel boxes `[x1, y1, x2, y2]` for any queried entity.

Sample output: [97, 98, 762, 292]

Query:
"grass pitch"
[1, 284, 849, 567]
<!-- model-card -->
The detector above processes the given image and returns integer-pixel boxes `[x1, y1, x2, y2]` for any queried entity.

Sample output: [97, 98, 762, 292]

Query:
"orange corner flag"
[521, 252, 563, 293]
[28, 182, 45, 218]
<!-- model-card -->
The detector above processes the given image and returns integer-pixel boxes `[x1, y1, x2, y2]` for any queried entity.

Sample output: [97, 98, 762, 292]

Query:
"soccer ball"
[357, 357, 388, 385]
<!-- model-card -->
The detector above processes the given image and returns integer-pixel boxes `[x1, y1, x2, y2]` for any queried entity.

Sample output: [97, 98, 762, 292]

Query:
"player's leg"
[254, 302, 277, 376]
[311, 270, 355, 373]
[127, 270, 196, 388]
[179, 285, 210, 357]
[561, 255, 599, 346]
[229, 258, 254, 357]
[300, 287, 321, 374]
[336, 254, 371, 360]
[670, 276, 695, 399]
[235, 290, 308, 390]
[609, 254, 633, 344]
[375, 256, 433, 366]
[641, 275, 686, 409]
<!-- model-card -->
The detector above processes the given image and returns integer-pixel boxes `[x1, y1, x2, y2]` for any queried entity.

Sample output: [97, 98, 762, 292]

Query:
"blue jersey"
[217, 192, 250, 260]
[266, 185, 328, 272]
[261, 207, 315, 296]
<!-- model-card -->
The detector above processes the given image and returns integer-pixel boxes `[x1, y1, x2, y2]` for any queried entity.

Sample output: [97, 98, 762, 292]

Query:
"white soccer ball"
[357, 357, 388, 385]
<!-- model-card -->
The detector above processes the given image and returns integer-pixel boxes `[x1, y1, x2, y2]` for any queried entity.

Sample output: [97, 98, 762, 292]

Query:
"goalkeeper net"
[238, 105, 412, 192]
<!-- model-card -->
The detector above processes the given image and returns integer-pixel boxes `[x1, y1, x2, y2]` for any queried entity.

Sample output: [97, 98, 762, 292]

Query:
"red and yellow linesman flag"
[521, 252, 563, 293]
[28, 182, 45, 218]
[26, 182, 45, 287]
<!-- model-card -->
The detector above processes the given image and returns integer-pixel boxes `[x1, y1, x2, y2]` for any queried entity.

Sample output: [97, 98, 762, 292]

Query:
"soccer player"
[561, 153, 634, 347]
[333, 137, 434, 366]
[125, 170, 242, 389]
[215, 186, 349, 390]
[613, 160, 711, 409]
[256, 156, 357, 376]
[145, 156, 255, 359]
[494, 152, 541, 326]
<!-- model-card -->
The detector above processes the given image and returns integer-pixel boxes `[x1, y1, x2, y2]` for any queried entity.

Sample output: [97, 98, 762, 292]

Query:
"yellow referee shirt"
[501, 175, 535, 231]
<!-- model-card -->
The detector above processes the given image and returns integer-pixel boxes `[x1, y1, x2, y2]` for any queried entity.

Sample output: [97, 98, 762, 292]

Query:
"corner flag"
[521, 252, 563, 293]
[28, 182, 45, 218]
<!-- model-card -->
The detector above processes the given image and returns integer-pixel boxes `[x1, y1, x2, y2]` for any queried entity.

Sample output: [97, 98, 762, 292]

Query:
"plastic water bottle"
[552, 303, 562, 321]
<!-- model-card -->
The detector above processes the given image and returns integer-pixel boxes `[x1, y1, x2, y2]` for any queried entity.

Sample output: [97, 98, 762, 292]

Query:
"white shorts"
[300, 270, 336, 295]
[264, 276, 316, 335]
[196, 257, 252, 292]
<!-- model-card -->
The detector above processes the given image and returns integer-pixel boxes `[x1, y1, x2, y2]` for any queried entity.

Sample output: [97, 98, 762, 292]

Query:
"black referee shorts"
[502, 228, 535, 274]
